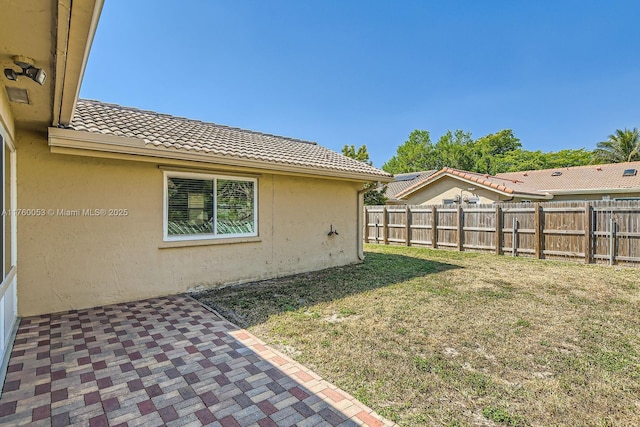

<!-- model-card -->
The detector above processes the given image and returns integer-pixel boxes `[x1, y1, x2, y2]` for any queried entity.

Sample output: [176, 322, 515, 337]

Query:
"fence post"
[534, 204, 542, 259]
[457, 205, 464, 251]
[495, 205, 502, 255]
[431, 205, 437, 248]
[609, 216, 615, 265]
[584, 202, 592, 264]
[512, 216, 518, 257]
[382, 206, 388, 245]
[405, 205, 411, 246]
[374, 219, 379, 243]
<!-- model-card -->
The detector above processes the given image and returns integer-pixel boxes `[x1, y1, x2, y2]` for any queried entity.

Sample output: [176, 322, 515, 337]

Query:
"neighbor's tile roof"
[496, 162, 640, 192]
[395, 163, 640, 199]
[395, 167, 545, 199]
[386, 170, 437, 199]
[69, 100, 391, 179]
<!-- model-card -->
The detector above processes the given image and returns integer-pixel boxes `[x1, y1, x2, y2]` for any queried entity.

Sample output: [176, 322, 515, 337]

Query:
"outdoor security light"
[4, 57, 46, 85]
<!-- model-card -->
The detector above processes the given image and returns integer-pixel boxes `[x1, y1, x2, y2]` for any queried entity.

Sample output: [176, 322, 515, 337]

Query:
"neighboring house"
[0, 0, 392, 374]
[384, 170, 437, 204]
[391, 163, 640, 205]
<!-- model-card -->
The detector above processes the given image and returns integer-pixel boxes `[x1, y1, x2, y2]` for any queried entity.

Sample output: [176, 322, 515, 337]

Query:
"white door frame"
[0, 124, 18, 394]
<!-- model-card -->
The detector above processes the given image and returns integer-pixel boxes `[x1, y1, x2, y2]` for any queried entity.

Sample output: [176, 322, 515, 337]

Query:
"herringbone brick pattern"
[0, 295, 394, 427]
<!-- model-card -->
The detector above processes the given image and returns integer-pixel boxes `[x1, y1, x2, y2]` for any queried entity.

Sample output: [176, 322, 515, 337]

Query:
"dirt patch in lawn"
[192, 245, 640, 426]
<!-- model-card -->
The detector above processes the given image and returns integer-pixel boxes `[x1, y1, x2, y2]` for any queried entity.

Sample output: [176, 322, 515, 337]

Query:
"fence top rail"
[541, 207, 585, 212]
[593, 206, 640, 212]
[367, 200, 640, 210]
[462, 208, 498, 213]
[502, 207, 537, 213]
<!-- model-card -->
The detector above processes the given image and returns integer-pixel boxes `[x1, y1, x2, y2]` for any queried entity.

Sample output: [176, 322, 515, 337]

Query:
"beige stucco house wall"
[1, 0, 394, 383]
[16, 131, 366, 316]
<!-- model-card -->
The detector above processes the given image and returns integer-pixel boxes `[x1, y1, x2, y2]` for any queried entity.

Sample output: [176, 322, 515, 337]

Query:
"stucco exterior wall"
[403, 176, 507, 205]
[16, 131, 362, 316]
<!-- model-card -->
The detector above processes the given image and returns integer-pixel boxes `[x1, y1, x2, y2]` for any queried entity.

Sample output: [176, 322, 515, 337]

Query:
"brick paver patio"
[0, 295, 395, 427]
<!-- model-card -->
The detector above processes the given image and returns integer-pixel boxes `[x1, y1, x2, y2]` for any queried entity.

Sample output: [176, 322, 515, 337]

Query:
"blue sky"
[80, 1, 640, 168]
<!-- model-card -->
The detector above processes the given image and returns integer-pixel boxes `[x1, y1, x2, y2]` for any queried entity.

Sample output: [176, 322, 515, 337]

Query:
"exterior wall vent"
[5, 87, 29, 104]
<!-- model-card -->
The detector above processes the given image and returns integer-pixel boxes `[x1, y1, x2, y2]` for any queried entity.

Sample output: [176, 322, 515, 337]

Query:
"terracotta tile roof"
[386, 170, 437, 199]
[68, 100, 392, 179]
[395, 163, 640, 200]
[496, 162, 640, 192]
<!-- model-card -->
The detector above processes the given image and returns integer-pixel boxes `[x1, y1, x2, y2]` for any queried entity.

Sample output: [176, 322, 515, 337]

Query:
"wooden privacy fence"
[364, 201, 640, 266]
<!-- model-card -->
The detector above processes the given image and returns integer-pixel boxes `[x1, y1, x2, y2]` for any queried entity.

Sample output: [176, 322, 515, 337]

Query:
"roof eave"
[48, 127, 392, 183]
[54, 0, 104, 126]
[547, 188, 640, 195]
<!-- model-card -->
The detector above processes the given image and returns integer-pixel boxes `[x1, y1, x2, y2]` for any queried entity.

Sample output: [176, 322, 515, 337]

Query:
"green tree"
[490, 150, 547, 172]
[433, 130, 475, 170]
[491, 148, 593, 173]
[543, 148, 594, 169]
[342, 144, 371, 163]
[342, 144, 387, 205]
[382, 128, 594, 176]
[472, 129, 522, 174]
[593, 128, 640, 163]
[382, 130, 433, 174]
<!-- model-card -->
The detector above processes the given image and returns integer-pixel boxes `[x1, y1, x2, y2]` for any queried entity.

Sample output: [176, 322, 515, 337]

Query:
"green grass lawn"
[193, 244, 640, 426]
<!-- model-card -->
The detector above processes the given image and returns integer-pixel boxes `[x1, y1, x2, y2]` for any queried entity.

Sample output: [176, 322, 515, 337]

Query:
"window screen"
[166, 173, 257, 239]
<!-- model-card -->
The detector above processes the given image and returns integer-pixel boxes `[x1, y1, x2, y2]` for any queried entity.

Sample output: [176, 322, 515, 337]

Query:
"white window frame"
[163, 171, 258, 242]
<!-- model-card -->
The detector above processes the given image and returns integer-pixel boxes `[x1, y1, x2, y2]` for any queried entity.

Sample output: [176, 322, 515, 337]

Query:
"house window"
[164, 172, 257, 240]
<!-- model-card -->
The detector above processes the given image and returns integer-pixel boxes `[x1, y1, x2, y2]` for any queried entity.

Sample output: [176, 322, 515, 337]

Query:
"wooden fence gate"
[364, 201, 640, 266]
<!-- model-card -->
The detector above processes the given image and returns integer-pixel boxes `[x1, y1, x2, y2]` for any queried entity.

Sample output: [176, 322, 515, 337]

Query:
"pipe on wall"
[356, 185, 370, 261]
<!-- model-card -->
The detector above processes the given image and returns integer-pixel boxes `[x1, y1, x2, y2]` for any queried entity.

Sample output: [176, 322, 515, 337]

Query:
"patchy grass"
[192, 244, 640, 426]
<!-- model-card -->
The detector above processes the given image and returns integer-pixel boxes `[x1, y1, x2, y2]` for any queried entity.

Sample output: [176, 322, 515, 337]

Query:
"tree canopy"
[382, 128, 599, 175]
[341, 144, 372, 164]
[380, 130, 433, 174]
